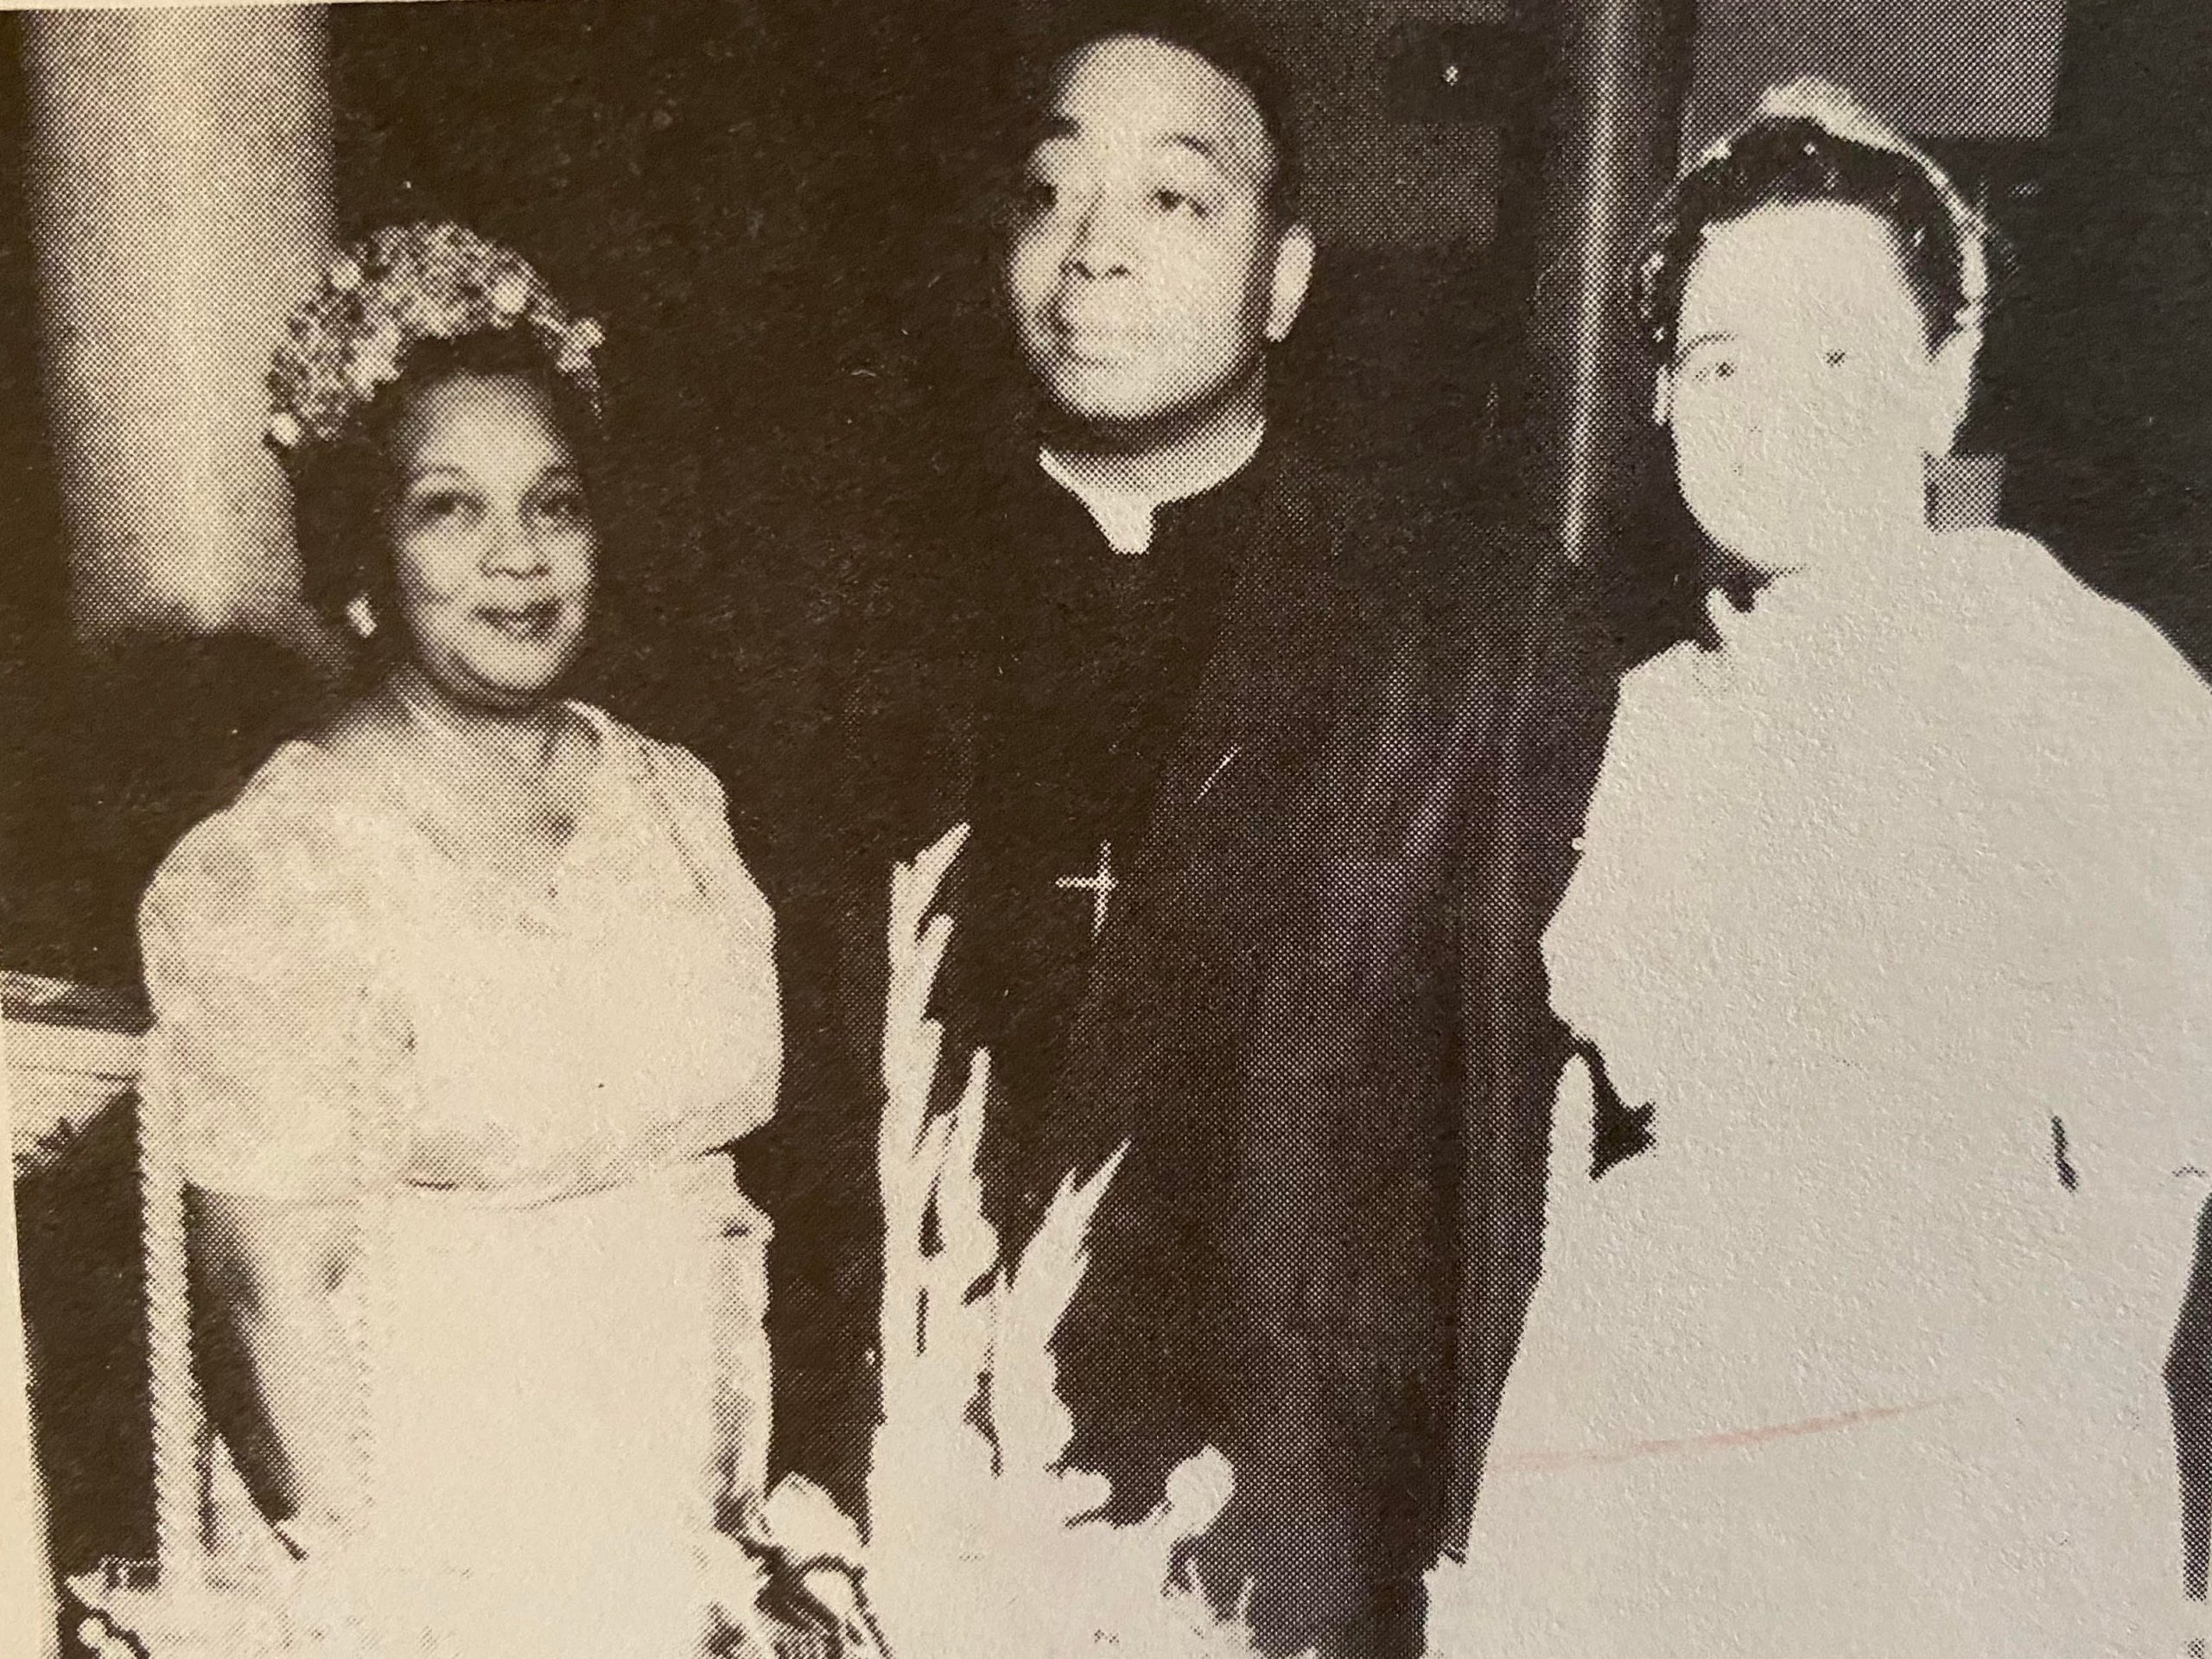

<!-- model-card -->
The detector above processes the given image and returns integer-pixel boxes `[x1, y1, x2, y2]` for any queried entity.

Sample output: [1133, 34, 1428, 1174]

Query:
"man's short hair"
[1016, 0, 1306, 222]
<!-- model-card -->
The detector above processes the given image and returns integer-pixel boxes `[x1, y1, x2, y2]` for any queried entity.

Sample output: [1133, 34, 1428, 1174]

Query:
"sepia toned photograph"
[3, 0, 2209, 1654]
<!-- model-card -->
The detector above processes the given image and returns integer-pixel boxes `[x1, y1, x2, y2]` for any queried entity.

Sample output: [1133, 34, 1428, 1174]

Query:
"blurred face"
[382, 373, 595, 711]
[1663, 200, 1970, 573]
[1005, 35, 1311, 438]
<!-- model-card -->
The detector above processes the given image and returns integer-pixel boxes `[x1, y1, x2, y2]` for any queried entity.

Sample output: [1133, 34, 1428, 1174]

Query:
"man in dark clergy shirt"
[775, 6, 1552, 1654]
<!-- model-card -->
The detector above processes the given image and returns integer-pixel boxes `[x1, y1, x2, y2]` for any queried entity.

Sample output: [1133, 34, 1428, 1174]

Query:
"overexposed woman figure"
[1461, 84, 2212, 1655]
[137, 226, 779, 1656]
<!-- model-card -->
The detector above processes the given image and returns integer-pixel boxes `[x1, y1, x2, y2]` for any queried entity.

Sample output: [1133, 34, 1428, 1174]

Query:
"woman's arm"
[186, 1190, 362, 1548]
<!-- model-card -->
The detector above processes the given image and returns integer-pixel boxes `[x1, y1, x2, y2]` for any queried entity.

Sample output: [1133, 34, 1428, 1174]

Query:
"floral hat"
[265, 221, 606, 458]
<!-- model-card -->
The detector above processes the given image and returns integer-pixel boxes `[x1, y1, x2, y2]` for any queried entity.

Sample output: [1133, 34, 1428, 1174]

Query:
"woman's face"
[1664, 200, 1964, 573]
[381, 372, 595, 710]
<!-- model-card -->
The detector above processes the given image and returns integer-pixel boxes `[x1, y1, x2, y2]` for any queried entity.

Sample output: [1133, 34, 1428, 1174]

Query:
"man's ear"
[1264, 221, 1316, 344]
[1652, 365, 1675, 427]
[1923, 327, 1979, 455]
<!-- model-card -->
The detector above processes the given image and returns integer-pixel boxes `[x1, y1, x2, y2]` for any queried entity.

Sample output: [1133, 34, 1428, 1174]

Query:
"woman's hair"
[265, 223, 607, 635]
[1631, 79, 1991, 364]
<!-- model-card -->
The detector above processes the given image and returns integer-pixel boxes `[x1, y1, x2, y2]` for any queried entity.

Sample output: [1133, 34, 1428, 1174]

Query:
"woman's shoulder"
[1942, 527, 2159, 649]
[577, 704, 731, 818]
[142, 740, 378, 941]
[1948, 529, 2212, 727]
[575, 706, 772, 911]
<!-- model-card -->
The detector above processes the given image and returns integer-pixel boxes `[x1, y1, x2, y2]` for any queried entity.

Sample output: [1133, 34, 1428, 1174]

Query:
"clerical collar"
[1037, 416, 1267, 556]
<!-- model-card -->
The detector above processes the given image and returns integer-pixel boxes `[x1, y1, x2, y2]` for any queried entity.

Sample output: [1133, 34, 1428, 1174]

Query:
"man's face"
[1005, 35, 1296, 438]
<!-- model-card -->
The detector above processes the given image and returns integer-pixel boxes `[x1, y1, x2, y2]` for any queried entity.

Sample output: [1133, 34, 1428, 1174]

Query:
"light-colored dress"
[138, 703, 781, 1658]
[1462, 531, 2212, 1656]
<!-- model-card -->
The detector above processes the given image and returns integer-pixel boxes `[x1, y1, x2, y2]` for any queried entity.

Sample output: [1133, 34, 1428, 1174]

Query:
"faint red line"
[1493, 1395, 1964, 1474]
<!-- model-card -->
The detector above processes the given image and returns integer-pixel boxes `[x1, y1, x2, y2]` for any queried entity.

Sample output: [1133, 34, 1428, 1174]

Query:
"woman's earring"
[344, 594, 378, 639]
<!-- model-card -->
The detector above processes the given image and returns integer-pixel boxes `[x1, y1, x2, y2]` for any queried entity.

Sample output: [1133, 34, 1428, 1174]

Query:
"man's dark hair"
[1015, 0, 1306, 222]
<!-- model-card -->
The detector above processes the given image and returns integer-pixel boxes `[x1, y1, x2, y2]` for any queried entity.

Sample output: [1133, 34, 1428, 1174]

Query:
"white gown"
[1460, 531, 2212, 1656]
[140, 704, 781, 1658]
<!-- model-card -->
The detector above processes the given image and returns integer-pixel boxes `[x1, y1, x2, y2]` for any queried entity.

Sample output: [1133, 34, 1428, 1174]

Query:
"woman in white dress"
[137, 226, 780, 1656]
[1462, 85, 2212, 1655]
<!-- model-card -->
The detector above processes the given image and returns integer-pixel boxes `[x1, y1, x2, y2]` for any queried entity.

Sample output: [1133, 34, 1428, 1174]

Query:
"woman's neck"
[389, 665, 566, 778]
[1747, 494, 1940, 595]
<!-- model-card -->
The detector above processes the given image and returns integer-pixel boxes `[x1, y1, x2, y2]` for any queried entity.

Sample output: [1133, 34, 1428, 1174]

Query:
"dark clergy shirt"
[946, 449, 1256, 1227]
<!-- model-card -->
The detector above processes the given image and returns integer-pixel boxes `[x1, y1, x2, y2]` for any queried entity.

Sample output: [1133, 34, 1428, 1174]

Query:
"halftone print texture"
[22, 7, 336, 651]
[8, 3, 2212, 1659]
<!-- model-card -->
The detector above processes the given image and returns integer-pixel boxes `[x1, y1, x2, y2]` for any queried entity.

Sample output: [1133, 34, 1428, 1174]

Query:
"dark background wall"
[1984, 0, 2212, 678]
